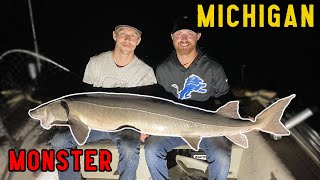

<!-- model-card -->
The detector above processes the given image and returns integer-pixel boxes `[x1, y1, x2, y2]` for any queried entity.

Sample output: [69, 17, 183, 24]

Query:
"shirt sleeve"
[155, 65, 163, 86]
[211, 64, 230, 98]
[82, 58, 95, 85]
[142, 68, 157, 86]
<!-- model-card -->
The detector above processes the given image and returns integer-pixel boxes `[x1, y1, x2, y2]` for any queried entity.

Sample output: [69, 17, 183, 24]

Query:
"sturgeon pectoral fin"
[182, 136, 202, 151]
[225, 134, 248, 148]
[68, 116, 90, 145]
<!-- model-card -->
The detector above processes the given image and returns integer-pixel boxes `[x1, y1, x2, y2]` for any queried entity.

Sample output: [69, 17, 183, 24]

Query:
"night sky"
[1, 0, 319, 128]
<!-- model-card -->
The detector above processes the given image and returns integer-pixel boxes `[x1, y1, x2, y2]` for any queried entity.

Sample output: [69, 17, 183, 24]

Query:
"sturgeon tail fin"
[255, 94, 296, 136]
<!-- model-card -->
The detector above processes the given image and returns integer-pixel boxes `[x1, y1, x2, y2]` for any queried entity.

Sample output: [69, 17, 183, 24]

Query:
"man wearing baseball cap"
[51, 23, 156, 180]
[145, 15, 234, 180]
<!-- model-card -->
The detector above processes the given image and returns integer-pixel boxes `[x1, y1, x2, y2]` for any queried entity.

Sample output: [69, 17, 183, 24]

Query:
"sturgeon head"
[29, 98, 91, 145]
[28, 100, 69, 129]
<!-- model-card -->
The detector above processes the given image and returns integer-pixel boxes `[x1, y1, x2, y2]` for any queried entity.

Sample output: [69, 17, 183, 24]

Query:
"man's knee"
[118, 139, 140, 158]
[51, 132, 75, 149]
[206, 148, 231, 165]
[145, 140, 165, 159]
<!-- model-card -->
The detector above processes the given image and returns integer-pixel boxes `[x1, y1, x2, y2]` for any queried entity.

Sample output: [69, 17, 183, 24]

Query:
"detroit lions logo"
[172, 74, 207, 100]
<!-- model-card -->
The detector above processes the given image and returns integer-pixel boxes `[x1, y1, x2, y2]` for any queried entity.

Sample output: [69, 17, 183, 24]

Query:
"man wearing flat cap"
[145, 15, 235, 180]
[51, 24, 156, 180]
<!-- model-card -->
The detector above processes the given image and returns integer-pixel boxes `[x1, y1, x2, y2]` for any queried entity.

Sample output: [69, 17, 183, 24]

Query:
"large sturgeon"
[28, 92, 295, 150]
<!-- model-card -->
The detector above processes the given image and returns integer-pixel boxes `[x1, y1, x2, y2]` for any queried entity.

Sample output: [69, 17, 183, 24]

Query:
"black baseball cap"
[171, 15, 199, 34]
[115, 25, 142, 36]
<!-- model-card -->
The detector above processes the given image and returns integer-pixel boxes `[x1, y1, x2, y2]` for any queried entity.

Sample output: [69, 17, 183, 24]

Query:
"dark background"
[1, 0, 319, 130]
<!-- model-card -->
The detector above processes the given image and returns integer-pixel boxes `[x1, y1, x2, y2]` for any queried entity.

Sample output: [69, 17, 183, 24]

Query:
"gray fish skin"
[28, 92, 296, 150]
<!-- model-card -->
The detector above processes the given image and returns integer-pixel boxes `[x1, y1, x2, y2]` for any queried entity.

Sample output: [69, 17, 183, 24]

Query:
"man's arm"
[81, 81, 158, 97]
[82, 57, 96, 85]
[170, 90, 235, 111]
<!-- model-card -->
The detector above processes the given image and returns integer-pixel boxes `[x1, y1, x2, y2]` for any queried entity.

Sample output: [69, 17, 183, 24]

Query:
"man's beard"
[175, 42, 194, 55]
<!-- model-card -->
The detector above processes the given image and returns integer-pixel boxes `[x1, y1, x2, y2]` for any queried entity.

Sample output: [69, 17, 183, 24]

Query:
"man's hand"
[140, 133, 149, 142]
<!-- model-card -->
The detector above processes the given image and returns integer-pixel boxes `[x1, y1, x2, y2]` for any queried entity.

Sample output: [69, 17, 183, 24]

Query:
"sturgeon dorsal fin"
[225, 133, 248, 148]
[216, 101, 241, 119]
[182, 136, 202, 151]
[68, 115, 90, 145]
